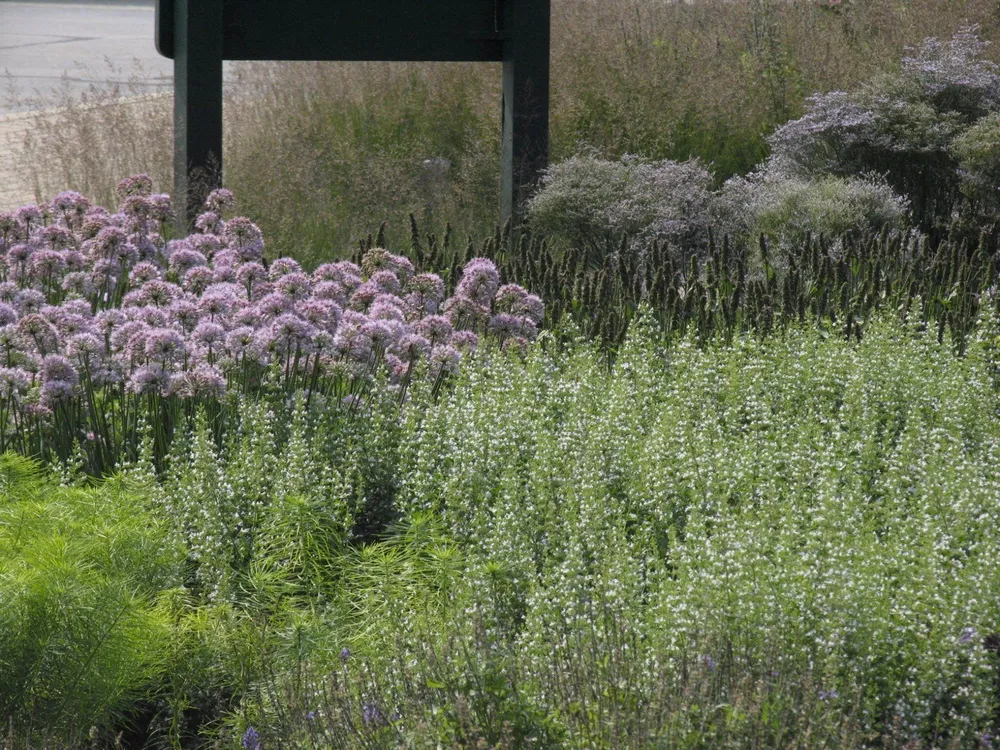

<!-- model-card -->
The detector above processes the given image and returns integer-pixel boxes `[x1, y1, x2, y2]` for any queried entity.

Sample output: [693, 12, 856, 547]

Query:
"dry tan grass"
[6, 0, 1000, 262]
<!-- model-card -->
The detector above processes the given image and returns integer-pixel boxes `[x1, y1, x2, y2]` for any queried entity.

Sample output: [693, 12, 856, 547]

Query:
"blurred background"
[2, 0, 1000, 264]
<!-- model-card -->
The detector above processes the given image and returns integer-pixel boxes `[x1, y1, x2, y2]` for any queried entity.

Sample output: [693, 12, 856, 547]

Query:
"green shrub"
[0, 455, 179, 741]
[527, 153, 716, 267]
[720, 172, 910, 251]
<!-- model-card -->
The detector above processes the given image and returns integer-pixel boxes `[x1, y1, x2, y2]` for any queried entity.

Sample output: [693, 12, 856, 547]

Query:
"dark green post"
[502, 0, 551, 227]
[173, 0, 223, 230]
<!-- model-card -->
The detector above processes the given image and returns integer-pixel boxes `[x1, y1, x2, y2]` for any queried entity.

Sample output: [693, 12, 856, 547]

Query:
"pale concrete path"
[0, 0, 170, 114]
[0, 0, 172, 209]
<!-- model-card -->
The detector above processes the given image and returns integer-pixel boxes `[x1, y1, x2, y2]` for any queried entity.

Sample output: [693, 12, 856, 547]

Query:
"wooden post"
[501, 0, 551, 227]
[173, 0, 223, 230]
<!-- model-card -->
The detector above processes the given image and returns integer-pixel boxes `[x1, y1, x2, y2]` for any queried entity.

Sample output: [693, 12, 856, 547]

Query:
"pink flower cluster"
[0, 178, 544, 415]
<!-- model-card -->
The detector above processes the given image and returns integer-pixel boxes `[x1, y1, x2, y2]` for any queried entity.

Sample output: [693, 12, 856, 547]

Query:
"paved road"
[0, 0, 172, 114]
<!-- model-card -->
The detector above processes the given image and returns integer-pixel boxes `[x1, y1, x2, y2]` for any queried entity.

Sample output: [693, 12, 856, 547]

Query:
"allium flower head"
[42, 354, 79, 387]
[442, 294, 489, 330]
[204, 188, 235, 213]
[195, 211, 222, 234]
[193, 321, 226, 347]
[184, 266, 215, 295]
[0, 303, 17, 327]
[370, 270, 402, 295]
[395, 333, 431, 362]
[144, 327, 186, 363]
[429, 344, 461, 378]
[130, 261, 162, 285]
[268, 257, 302, 281]
[169, 248, 207, 275]
[415, 314, 453, 344]
[456, 257, 500, 305]
[451, 330, 479, 353]
[276, 271, 312, 301]
[175, 364, 226, 398]
[361, 247, 393, 277]
[0, 367, 30, 399]
[116, 174, 153, 200]
[127, 364, 170, 396]
[222, 217, 264, 262]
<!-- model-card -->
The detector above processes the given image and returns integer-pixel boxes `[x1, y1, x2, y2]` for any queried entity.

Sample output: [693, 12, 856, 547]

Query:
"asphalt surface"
[0, 0, 172, 114]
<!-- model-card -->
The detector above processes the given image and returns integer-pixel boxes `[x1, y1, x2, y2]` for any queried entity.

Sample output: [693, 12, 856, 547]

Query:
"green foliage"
[0, 459, 179, 742]
[720, 173, 910, 250]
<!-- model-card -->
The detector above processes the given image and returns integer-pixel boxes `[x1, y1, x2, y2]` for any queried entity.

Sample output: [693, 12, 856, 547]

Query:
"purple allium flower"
[169, 248, 207, 276]
[450, 330, 479, 353]
[116, 174, 153, 200]
[488, 313, 526, 340]
[92, 226, 129, 260]
[41, 379, 74, 405]
[62, 250, 86, 272]
[395, 333, 431, 362]
[17, 289, 50, 315]
[268, 257, 302, 281]
[142, 280, 180, 308]
[212, 263, 236, 284]
[306, 711, 316, 721]
[232, 306, 262, 329]
[296, 299, 342, 333]
[126, 364, 171, 396]
[120, 194, 151, 220]
[389, 254, 415, 285]
[195, 211, 222, 234]
[369, 296, 406, 323]
[369, 270, 402, 296]
[61, 271, 95, 296]
[94, 309, 125, 335]
[66, 332, 103, 361]
[198, 289, 237, 320]
[241, 726, 261, 750]
[514, 294, 545, 325]
[456, 257, 500, 305]
[348, 281, 380, 311]
[405, 272, 445, 316]
[193, 321, 226, 347]
[51, 190, 90, 215]
[175, 364, 226, 398]
[144, 327, 186, 363]
[184, 266, 215, 295]
[501, 335, 530, 357]
[7, 243, 34, 265]
[236, 262, 267, 295]
[442, 295, 489, 330]
[36, 225, 74, 251]
[0, 367, 29, 399]
[17, 314, 59, 354]
[148, 193, 174, 223]
[42, 354, 79, 387]
[130, 261, 162, 285]
[360, 319, 396, 348]
[0, 303, 17, 327]
[15, 205, 43, 232]
[225, 326, 256, 358]
[361, 247, 394, 277]
[494, 283, 528, 311]
[429, 344, 461, 378]
[222, 217, 265, 262]
[313, 280, 347, 304]
[268, 313, 317, 356]
[256, 291, 293, 319]
[189, 233, 222, 259]
[415, 314, 453, 344]
[0, 283, 15, 303]
[340, 647, 351, 664]
[204, 187, 235, 213]
[276, 271, 312, 301]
